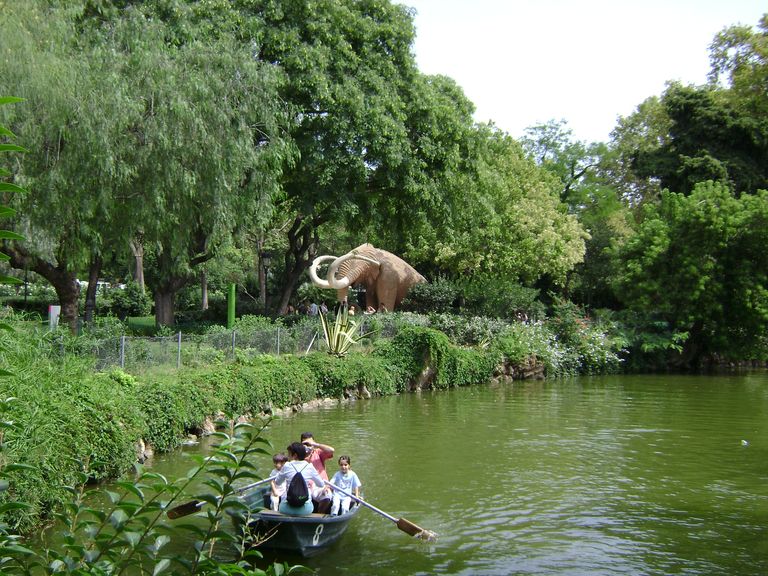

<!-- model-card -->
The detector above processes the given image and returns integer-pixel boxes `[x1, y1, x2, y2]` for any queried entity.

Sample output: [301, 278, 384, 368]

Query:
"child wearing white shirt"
[329, 455, 362, 516]
[269, 453, 288, 511]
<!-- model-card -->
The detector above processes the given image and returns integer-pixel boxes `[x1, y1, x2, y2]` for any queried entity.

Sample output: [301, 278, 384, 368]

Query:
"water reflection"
[124, 373, 768, 575]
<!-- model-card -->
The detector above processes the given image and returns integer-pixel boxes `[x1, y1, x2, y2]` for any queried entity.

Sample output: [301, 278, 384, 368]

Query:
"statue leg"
[377, 272, 398, 312]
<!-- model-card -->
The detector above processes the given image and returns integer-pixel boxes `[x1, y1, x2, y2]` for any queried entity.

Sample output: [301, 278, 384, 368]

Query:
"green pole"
[227, 283, 236, 329]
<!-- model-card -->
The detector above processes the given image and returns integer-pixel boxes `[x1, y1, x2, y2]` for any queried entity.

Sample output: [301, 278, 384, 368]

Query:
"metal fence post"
[177, 331, 182, 369]
[305, 331, 318, 355]
[232, 330, 236, 358]
[120, 335, 125, 369]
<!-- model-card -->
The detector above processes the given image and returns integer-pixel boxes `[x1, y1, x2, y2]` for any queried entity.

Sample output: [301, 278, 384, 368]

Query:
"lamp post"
[260, 250, 272, 317]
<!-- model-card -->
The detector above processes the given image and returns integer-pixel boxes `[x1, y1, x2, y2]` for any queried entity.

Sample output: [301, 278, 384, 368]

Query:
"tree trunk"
[257, 236, 266, 316]
[4, 243, 81, 332]
[201, 270, 208, 311]
[153, 273, 193, 327]
[153, 231, 214, 327]
[83, 255, 102, 324]
[276, 215, 321, 315]
[129, 236, 145, 293]
[154, 289, 176, 327]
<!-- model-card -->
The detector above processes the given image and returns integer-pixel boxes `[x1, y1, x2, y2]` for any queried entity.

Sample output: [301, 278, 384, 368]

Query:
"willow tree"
[1, 1, 292, 327]
[82, 6, 291, 326]
[0, 1, 117, 329]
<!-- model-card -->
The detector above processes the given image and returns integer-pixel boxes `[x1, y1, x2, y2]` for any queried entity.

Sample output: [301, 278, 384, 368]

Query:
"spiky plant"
[318, 303, 373, 357]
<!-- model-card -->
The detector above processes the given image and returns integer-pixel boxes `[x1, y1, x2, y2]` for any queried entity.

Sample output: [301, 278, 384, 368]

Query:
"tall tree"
[631, 83, 768, 196]
[0, 1, 120, 330]
[227, 0, 437, 313]
[613, 181, 768, 365]
[406, 124, 587, 285]
[1, 1, 292, 326]
[522, 119, 631, 307]
[709, 14, 768, 116]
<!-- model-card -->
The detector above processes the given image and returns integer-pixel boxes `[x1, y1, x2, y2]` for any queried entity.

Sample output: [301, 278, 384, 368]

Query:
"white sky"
[401, 0, 766, 143]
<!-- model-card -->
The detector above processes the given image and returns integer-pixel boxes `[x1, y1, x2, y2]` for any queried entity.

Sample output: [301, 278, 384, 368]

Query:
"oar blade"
[396, 517, 437, 541]
[166, 499, 204, 519]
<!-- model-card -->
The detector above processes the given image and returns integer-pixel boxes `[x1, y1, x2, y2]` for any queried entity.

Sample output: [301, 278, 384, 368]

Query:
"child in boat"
[269, 452, 288, 511]
[329, 455, 362, 516]
[274, 442, 326, 516]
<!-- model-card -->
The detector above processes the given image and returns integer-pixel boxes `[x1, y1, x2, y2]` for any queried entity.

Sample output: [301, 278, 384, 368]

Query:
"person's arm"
[306, 439, 334, 455]
[353, 473, 361, 498]
[271, 479, 279, 496]
[273, 464, 291, 493]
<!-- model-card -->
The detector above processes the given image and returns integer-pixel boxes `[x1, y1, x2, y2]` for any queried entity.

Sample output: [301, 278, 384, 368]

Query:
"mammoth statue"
[309, 243, 426, 312]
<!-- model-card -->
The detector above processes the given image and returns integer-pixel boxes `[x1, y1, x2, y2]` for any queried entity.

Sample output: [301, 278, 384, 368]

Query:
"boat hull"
[242, 488, 359, 557]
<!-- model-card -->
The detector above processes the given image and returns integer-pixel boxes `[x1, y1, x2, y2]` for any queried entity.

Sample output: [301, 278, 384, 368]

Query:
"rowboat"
[240, 487, 361, 557]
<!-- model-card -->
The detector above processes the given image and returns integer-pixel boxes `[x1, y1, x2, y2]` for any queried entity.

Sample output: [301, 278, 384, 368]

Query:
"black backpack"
[286, 464, 310, 507]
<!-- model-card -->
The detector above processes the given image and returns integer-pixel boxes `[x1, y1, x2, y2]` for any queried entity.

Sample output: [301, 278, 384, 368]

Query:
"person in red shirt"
[301, 432, 334, 513]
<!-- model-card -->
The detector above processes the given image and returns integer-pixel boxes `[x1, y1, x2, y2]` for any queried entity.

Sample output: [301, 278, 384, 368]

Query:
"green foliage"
[136, 377, 210, 453]
[0, 418, 304, 575]
[106, 282, 152, 320]
[424, 313, 510, 346]
[318, 305, 372, 357]
[373, 325, 496, 389]
[610, 310, 689, 371]
[455, 275, 545, 320]
[613, 181, 768, 364]
[222, 358, 318, 415]
[302, 353, 403, 396]
[401, 276, 460, 313]
[0, 95, 26, 352]
[631, 83, 768, 195]
[406, 126, 588, 285]
[545, 299, 625, 374]
[0, 327, 145, 532]
[709, 15, 768, 116]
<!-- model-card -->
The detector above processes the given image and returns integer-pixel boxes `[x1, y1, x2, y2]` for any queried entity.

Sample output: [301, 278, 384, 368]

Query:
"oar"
[327, 481, 437, 542]
[167, 475, 275, 519]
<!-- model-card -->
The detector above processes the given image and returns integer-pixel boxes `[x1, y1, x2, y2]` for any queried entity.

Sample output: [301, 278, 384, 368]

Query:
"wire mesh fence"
[88, 326, 325, 371]
[88, 322, 386, 372]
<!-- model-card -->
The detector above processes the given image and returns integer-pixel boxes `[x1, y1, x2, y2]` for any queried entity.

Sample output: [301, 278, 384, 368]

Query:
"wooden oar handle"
[235, 475, 276, 495]
[167, 475, 276, 519]
[327, 481, 397, 523]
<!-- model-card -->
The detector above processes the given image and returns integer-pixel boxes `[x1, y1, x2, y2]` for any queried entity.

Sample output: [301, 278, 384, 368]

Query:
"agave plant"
[318, 303, 373, 357]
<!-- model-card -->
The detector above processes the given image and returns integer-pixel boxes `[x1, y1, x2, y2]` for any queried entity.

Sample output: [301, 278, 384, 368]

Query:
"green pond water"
[145, 373, 768, 575]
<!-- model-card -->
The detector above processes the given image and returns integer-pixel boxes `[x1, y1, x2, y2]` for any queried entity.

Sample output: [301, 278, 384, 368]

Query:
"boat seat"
[259, 510, 328, 518]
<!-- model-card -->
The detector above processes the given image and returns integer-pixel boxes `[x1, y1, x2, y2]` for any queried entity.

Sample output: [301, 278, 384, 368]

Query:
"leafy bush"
[439, 346, 497, 389]
[0, 328, 146, 532]
[546, 299, 624, 374]
[226, 356, 318, 414]
[426, 313, 510, 345]
[401, 276, 460, 313]
[302, 352, 403, 396]
[457, 275, 545, 320]
[106, 282, 152, 319]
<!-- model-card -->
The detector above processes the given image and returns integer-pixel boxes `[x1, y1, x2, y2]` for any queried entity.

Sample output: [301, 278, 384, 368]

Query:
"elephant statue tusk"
[326, 251, 380, 289]
[309, 255, 340, 289]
